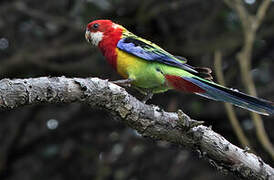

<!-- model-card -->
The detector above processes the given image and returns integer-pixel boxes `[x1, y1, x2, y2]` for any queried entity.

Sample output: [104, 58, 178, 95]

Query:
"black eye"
[93, 23, 99, 29]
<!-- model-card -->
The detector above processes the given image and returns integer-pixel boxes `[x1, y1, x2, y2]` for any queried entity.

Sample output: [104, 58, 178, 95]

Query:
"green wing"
[117, 32, 197, 73]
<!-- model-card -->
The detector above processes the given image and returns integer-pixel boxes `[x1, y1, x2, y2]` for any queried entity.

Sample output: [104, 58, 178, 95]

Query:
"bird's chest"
[116, 49, 166, 90]
[116, 48, 142, 78]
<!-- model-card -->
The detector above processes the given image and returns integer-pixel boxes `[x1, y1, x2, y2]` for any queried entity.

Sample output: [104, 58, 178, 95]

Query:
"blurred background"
[0, 0, 273, 179]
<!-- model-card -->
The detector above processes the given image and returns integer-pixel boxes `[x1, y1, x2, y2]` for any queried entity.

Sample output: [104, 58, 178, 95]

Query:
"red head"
[85, 19, 124, 69]
[85, 19, 123, 46]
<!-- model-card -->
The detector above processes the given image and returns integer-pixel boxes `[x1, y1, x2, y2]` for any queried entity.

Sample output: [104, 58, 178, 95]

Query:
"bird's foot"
[134, 87, 154, 103]
[177, 109, 204, 130]
[111, 79, 133, 87]
[142, 92, 153, 103]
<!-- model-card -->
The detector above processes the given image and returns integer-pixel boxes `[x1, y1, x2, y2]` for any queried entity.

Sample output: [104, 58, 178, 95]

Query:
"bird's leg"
[133, 87, 154, 103]
[112, 80, 153, 103]
[142, 91, 153, 103]
[111, 79, 133, 87]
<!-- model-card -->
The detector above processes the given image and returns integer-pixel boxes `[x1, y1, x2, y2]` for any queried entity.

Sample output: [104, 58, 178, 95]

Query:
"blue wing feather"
[117, 37, 197, 73]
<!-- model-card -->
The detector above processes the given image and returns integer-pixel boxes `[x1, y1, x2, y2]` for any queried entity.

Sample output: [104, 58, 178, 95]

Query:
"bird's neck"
[98, 28, 123, 71]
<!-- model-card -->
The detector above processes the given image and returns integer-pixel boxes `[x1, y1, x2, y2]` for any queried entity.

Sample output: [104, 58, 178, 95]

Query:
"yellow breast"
[115, 48, 167, 91]
[116, 48, 145, 79]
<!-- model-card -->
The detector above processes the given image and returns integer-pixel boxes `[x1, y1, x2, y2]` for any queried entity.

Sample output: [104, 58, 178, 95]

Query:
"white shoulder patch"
[90, 31, 103, 46]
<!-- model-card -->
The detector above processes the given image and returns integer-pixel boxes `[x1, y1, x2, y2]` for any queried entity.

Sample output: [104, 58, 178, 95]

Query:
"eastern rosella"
[85, 19, 274, 116]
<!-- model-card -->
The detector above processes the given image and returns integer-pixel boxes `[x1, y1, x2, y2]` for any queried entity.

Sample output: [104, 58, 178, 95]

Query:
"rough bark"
[0, 77, 273, 180]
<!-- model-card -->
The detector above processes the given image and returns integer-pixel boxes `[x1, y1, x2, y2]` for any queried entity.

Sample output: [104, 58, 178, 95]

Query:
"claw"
[142, 92, 153, 103]
[111, 79, 133, 87]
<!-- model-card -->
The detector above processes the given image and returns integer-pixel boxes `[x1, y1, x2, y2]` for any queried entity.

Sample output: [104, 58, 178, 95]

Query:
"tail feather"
[165, 75, 274, 116]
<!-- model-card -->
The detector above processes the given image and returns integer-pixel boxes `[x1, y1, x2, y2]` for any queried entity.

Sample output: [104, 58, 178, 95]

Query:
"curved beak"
[85, 29, 91, 43]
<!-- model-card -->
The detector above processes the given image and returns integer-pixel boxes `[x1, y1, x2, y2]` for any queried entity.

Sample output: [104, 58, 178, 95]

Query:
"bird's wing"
[117, 34, 197, 73]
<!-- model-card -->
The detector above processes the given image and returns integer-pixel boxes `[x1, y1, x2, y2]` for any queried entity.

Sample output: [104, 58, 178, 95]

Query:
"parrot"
[85, 19, 274, 116]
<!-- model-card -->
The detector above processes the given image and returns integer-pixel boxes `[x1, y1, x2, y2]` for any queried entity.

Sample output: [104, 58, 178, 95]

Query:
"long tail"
[165, 74, 274, 116]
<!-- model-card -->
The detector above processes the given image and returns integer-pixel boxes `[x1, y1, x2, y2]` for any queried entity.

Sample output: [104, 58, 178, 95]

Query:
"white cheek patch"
[89, 31, 103, 46]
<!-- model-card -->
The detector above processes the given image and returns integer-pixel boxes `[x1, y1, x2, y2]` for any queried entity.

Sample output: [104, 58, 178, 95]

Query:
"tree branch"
[223, 0, 274, 160]
[254, 0, 272, 31]
[0, 77, 273, 179]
